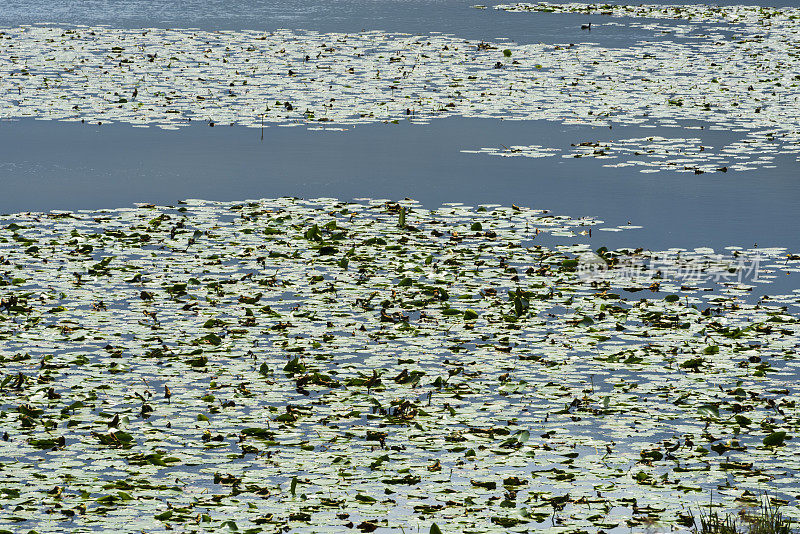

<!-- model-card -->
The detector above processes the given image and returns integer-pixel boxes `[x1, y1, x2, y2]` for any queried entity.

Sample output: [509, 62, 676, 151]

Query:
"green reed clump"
[692, 495, 796, 534]
[745, 498, 795, 534]
[694, 507, 739, 534]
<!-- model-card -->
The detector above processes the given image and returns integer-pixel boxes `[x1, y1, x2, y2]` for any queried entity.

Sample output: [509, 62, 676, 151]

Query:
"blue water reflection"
[2, 118, 798, 254]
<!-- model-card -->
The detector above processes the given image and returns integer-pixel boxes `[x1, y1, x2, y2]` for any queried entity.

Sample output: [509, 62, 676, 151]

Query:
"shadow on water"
[1, 117, 798, 255]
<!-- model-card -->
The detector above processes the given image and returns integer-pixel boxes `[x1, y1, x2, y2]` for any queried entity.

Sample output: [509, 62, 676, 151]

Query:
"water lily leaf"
[735, 415, 752, 427]
[697, 405, 720, 419]
[763, 431, 788, 446]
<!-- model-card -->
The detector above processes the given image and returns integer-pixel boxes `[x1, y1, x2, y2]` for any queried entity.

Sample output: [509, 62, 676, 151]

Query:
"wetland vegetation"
[0, 198, 798, 532]
[1, 2, 799, 533]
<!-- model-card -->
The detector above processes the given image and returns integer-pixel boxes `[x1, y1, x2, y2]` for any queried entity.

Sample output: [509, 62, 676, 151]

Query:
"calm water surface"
[2, 118, 798, 252]
[3, 0, 800, 35]
[1, 0, 798, 257]
[0, 2, 798, 523]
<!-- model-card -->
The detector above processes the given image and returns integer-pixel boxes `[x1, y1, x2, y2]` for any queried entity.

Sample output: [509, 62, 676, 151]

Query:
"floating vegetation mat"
[492, 2, 796, 24]
[2, 4, 800, 173]
[463, 135, 783, 173]
[1, 197, 799, 532]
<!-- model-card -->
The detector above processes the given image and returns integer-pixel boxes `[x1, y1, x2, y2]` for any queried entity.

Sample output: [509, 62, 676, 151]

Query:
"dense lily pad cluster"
[492, 2, 796, 24]
[0, 197, 798, 533]
[1, 7, 799, 173]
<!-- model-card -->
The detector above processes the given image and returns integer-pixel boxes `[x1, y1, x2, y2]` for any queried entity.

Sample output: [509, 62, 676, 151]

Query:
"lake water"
[2, 0, 800, 33]
[2, 117, 799, 254]
[1, 1, 798, 251]
[1, 2, 800, 533]
[1, 1, 798, 254]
